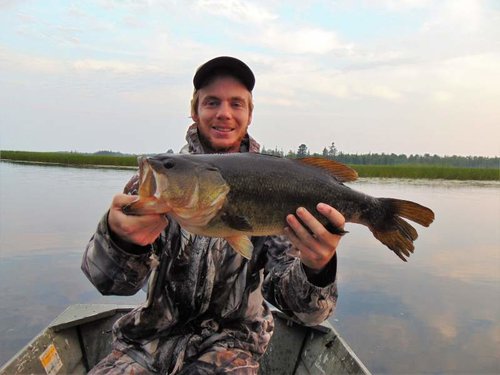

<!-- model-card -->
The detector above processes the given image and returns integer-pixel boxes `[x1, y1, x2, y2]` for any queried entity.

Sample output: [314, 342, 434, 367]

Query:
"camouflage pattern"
[82, 124, 338, 374]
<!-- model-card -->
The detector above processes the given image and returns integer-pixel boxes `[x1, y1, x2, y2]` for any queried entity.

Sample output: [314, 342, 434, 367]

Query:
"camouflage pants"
[88, 347, 260, 375]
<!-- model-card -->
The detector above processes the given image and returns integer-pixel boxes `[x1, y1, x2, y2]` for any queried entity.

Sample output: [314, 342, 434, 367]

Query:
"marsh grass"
[352, 164, 499, 180]
[1, 150, 137, 168]
[1, 151, 498, 180]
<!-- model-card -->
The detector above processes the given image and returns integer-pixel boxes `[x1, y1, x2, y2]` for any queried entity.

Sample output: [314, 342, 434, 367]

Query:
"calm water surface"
[1, 161, 499, 374]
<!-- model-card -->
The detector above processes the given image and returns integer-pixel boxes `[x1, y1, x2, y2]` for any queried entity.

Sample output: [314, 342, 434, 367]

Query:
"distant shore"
[1, 150, 499, 181]
[1, 159, 137, 170]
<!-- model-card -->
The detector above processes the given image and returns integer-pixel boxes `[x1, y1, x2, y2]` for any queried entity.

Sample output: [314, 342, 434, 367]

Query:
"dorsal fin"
[296, 157, 358, 182]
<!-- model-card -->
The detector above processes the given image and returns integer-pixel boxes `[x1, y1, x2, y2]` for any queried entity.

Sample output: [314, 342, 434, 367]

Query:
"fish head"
[140, 154, 230, 225]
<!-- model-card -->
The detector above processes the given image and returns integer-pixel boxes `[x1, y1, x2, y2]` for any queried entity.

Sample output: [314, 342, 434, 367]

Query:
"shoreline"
[2, 158, 498, 181]
[0, 159, 137, 171]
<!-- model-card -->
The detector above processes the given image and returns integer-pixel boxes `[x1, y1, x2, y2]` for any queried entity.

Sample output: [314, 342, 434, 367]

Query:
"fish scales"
[123, 153, 434, 261]
[206, 154, 365, 229]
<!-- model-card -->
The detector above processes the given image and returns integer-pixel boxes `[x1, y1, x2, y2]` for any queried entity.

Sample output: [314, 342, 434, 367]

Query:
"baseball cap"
[193, 56, 255, 91]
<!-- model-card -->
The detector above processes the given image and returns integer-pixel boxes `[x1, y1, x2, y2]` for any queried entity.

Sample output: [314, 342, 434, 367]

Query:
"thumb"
[111, 193, 139, 209]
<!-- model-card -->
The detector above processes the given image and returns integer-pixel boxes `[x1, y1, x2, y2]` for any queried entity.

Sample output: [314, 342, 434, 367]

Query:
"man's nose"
[216, 102, 231, 119]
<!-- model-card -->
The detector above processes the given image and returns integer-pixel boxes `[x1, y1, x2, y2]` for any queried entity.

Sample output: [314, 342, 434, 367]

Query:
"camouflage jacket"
[82, 124, 338, 374]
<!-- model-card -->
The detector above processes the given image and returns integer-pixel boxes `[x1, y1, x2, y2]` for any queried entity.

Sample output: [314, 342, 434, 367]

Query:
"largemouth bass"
[123, 153, 434, 261]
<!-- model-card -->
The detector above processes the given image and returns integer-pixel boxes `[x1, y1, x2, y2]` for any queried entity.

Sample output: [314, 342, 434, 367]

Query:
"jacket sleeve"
[81, 172, 154, 296]
[81, 212, 154, 295]
[261, 235, 338, 326]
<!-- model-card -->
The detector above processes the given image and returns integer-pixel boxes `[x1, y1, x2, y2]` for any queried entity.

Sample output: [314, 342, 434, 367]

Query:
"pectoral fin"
[226, 235, 253, 259]
[220, 212, 253, 231]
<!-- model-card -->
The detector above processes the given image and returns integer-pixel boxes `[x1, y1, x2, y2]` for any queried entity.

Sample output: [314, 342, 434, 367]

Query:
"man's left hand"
[284, 203, 345, 273]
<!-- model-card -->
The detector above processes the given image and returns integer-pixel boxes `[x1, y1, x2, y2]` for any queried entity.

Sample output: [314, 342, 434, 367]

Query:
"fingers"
[284, 203, 345, 272]
[132, 215, 169, 245]
[317, 203, 345, 233]
[108, 194, 169, 246]
[285, 209, 318, 249]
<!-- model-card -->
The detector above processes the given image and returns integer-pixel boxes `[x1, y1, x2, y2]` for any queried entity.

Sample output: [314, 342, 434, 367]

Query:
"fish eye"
[163, 160, 175, 169]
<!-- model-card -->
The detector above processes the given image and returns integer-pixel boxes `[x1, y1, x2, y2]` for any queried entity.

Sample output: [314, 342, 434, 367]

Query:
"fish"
[122, 153, 435, 261]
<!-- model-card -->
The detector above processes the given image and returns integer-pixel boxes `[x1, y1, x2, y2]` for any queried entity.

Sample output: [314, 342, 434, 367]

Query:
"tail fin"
[371, 199, 435, 262]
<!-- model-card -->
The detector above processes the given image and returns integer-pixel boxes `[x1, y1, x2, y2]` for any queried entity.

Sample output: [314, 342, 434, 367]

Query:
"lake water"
[0, 161, 499, 373]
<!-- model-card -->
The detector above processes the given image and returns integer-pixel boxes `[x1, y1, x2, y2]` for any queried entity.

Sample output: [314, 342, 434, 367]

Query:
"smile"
[212, 126, 234, 132]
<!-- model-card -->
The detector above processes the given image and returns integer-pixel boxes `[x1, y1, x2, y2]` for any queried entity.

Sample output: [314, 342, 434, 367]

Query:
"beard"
[197, 128, 248, 154]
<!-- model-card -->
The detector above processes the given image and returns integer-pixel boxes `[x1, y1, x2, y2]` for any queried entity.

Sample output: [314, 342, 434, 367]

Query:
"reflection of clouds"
[333, 314, 423, 373]
[313, 179, 499, 372]
[427, 311, 457, 340]
[0, 252, 144, 365]
[0, 163, 134, 258]
[337, 239, 499, 372]
[343, 179, 500, 285]
[428, 244, 500, 284]
[466, 324, 500, 367]
[0, 232, 85, 256]
[335, 293, 500, 373]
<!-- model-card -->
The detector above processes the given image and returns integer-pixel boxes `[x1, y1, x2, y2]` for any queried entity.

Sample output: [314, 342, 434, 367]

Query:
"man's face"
[193, 76, 252, 153]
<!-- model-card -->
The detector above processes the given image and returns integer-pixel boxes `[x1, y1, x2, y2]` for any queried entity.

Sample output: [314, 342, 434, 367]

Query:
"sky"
[1, 0, 499, 157]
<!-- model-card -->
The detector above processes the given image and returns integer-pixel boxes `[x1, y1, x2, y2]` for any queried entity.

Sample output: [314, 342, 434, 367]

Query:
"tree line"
[91, 145, 499, 169]
[261, 143, 499, 169]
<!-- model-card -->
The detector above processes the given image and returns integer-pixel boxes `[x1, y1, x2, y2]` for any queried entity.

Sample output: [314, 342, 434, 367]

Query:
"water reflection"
[0, 162, 145, 366]
[336, 178, 500, 373]
[0, 162, 137, 257]
[0, 162, 499, 373]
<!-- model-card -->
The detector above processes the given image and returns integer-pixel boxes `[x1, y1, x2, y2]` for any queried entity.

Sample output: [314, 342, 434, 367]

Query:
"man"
[82, 56, 345, 374]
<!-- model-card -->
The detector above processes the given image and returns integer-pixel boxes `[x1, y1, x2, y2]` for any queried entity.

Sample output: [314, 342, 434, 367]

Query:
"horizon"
[1, 148, 498, 159]
[1, 1, 499, 157]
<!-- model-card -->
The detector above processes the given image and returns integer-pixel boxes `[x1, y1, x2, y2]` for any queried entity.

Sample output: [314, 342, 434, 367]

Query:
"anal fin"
[226, 235, 253, 259]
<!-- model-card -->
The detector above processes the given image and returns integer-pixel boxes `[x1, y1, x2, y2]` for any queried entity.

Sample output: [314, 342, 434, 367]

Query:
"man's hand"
[108, 194, 169, 246]
[284, 203, 345, 273]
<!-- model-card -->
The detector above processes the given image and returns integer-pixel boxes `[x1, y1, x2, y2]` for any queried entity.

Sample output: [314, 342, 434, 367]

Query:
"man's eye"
[205, 100, 218, 107]
[232, 101, 243, 108]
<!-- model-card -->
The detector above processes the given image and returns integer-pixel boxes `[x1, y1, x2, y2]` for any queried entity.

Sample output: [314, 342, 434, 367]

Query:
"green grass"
[1, 151, 499, 180]
[352, 164, 499, 181]
[0, 150, 138, 168]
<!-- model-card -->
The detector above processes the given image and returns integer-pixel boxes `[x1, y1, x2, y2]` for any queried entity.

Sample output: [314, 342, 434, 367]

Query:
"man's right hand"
[108, 194, 169, 246]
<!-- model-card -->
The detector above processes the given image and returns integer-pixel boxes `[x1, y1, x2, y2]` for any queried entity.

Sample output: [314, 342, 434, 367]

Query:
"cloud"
[15, 11, 37, 23]
[378, 0, 434, 11]
[0, 0, 26, 10]
[432, 91, 453, 103]
[195, 0, 277, 24]
[260, 26, 347, 55]
[1, 0, 499, 156]
[0, 47, 66, 74]
[73, 59, 162, 74]
[14, 11, 83, 46]
[95, 0, 166, 10]
[0, 47, 163, 76]
[421, 0, 485, 34]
